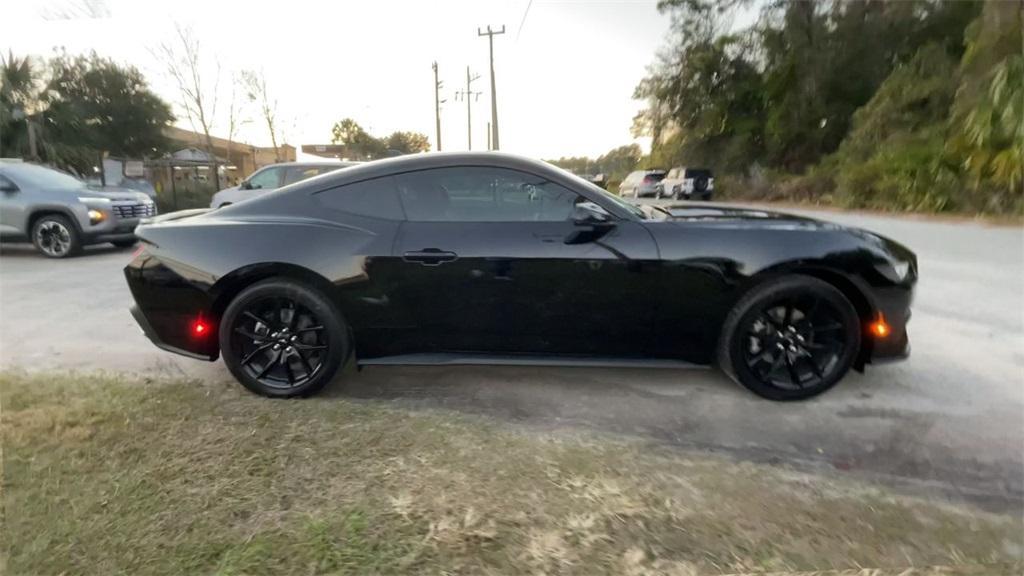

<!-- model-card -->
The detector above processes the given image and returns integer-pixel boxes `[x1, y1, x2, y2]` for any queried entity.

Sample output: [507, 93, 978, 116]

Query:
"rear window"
[643, 172, 666, 182]
[316, 176, 404, 221]
[684, 169, 712, 179]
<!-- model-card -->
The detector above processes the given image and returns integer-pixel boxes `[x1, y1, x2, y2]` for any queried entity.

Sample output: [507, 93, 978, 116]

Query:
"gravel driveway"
[1, 204, 1021, 512]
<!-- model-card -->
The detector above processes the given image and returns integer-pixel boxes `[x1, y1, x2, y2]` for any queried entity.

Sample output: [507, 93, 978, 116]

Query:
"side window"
[283, 166, 322, 185]
[0, 174, 18, 191]
[247, 167, 281, 189]
[394, 167, 582, 223]
[317, 166, 343, 176]
[316, 176, 404, 220]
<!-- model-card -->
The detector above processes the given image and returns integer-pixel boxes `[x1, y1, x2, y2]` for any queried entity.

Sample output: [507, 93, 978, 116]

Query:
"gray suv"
[0, 161, 157, 258]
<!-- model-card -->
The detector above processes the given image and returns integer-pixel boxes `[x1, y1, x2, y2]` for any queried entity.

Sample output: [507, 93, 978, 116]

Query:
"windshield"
[559, 170, 656, 220]
[2, 163, 84, 190]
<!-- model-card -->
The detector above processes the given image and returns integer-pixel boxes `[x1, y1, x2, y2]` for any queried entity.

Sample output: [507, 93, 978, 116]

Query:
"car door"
[0, 173, 26, 235]
[388, 166, 660, 357]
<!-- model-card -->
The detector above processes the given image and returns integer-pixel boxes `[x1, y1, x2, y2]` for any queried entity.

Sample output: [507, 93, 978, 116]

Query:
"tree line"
[1, 37, 430, 183]
[329, 118, 431, 159]
[632, 0, 1021, 214]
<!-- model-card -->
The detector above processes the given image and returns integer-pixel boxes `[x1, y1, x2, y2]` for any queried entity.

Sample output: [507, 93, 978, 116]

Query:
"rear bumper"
[125, 252, 219, 361]
[130, 303, 216, 361]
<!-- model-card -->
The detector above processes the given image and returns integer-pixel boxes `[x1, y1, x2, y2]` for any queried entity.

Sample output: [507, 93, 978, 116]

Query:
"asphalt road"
[1, 204, 1021, 512]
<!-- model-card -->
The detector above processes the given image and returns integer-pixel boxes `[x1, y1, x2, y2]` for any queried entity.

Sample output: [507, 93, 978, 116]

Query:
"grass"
[1, 371, 1021, 575]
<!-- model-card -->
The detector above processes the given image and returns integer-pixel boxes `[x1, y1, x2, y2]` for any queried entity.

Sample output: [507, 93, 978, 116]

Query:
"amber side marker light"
[870, 315, 891, 338]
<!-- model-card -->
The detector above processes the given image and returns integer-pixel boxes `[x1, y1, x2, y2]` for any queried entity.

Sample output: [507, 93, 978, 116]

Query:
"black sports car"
[125, 152, 916, 400]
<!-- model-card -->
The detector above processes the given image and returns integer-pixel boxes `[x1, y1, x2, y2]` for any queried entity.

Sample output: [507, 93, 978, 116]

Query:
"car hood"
[213, 185, 240, 196]
[80, 185, 153, 203]
[656, 203, 916, 265]
[653, 203, 830, 227]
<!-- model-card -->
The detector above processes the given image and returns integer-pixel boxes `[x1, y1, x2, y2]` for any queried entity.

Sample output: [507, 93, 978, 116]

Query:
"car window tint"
[0, 173, 17, 190]
[283, 166, 322, 185]
[316, 176, 404, 220]
[248, 167, 280, 189]
[395, 167, 581, 222]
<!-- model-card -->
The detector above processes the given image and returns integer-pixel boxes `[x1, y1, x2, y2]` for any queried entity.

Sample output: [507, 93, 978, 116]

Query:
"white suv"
[656, 167, 714, 200]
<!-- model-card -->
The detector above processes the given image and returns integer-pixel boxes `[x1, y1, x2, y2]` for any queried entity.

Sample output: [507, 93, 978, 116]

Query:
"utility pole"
[478, 25, 505, 150]
[454, 67, 481, 150]
[432, 61, 444, 151]
[487, 122, 492, 151]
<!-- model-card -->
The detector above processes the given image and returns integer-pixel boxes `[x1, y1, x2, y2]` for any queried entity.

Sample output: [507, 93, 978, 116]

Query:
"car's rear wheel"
[220, 279, 349, 397]
[31, 214, 81, 258]
[718, 275, 860, 401]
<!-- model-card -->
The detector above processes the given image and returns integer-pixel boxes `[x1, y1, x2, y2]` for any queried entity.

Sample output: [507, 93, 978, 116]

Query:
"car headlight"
[877, 260, 912, 283]
[87, 209, 106, 224]
[78, 196, 111, 204]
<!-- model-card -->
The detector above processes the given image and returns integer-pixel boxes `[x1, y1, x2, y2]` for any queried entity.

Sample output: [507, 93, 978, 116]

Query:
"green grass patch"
[2, 371, 1020, 575]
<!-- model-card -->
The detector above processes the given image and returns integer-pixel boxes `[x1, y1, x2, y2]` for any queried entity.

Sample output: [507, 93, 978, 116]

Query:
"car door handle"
[403, 248, 458, 266]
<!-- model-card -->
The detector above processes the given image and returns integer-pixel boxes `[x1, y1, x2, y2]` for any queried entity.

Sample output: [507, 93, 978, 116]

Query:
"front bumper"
[866, 286, 913, 363]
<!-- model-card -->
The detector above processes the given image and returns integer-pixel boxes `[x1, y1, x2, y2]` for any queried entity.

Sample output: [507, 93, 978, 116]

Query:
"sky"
[3, 0, 682, 160]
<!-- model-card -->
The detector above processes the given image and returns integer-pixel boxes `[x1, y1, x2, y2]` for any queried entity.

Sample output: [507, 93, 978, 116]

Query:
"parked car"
[0, 160, 156, 257]
[655, 167, 715, 200]
[210, 161, 358, 208]
[618, 169, 666, 198]
[126, 152, 916, 401]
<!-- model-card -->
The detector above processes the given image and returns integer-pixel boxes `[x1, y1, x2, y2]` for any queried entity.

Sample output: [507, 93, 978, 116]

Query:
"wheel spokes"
[233, 295, 328, 389]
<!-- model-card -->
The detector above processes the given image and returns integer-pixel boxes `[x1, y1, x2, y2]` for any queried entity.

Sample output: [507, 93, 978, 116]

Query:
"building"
[141, 127, 296, 210]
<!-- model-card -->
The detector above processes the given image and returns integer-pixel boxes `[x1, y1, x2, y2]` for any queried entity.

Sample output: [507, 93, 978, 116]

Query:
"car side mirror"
[571, 201, 613, 226]
[239, 180, 251, 190]
[566, 202, 615, 244]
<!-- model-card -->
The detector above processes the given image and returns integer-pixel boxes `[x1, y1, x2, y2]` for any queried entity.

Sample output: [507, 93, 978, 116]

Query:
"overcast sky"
[3, 0, 686, 160]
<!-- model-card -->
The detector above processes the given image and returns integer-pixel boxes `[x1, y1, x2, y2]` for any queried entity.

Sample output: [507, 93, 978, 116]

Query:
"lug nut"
[285, 347, 294, 353]
[272, 344, 280, 350]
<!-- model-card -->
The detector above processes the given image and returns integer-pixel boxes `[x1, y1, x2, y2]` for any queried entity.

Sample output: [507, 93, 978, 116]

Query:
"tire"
[717, 275, 860, 401]
[111, 239, 137, 248]
[219, 278, 349, 397]
[31, 214, 82, 258]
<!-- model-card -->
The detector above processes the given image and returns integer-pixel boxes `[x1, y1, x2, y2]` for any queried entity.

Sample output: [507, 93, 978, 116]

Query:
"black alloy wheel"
[719, 275, 860, 400]
[32, 214, 81, 258]
[220, 279, 348, 397]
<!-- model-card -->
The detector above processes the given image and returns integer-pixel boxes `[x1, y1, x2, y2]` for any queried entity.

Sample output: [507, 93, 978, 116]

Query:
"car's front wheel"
[717, 275, 860, 401]
[220, 278, 349, 397]
[31, 214, 81, 258]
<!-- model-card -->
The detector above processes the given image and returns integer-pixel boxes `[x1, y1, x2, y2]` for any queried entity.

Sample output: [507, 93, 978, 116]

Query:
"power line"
[477, 25, 505, 151]
[516, 0, 533, 41]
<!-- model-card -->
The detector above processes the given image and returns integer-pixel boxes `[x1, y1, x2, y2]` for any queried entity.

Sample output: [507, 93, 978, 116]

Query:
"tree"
[948, 0, 1023, 202]
[43, 51, 173, 177]
[330, 118, 385, 159]
[384, 131, 430, 154]
[0, 52, 44, 159]
[155, 24, 221, 187]
[241, 69, 281, 162]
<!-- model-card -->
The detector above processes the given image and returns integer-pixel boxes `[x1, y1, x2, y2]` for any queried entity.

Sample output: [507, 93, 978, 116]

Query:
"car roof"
[263, 161, 360, 169]
[277, 152, 575, 190]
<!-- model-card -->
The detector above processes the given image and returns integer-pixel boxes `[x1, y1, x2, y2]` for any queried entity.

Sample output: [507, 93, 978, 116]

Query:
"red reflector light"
[192, 319, 209, 336]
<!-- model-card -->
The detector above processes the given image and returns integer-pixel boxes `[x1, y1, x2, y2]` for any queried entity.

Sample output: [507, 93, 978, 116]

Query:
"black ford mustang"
[126, 152, 916, 400]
